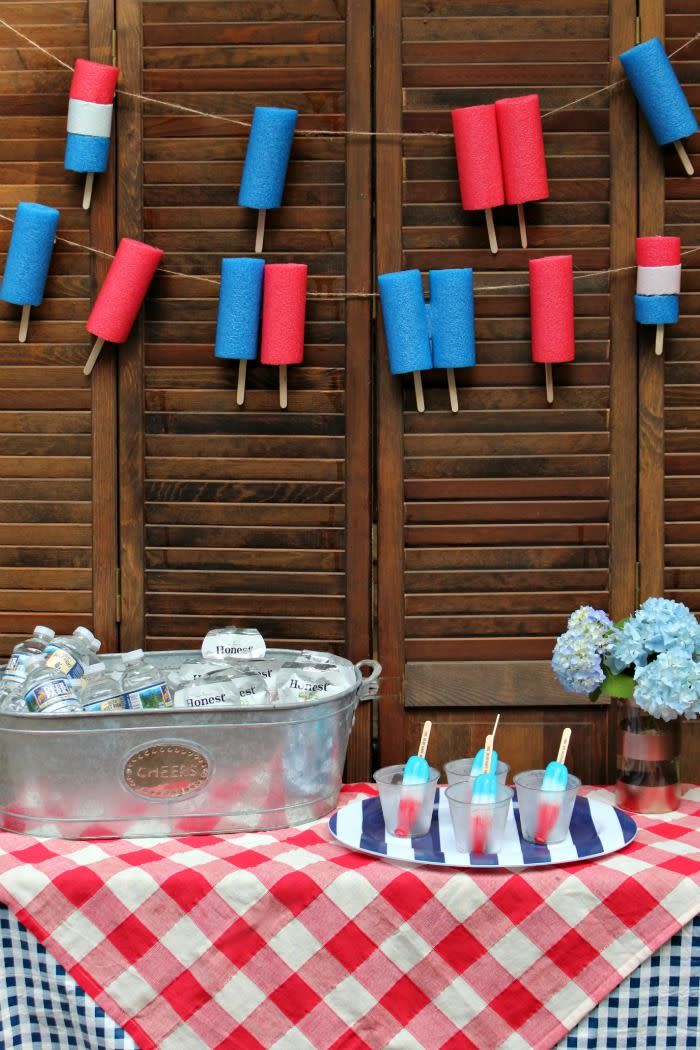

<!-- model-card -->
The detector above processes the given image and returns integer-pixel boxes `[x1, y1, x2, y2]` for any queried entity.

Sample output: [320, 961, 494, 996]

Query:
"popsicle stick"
[82, 173, 95, 211]
[446, 368, 459, 413]
[83, 337, 105, 376]
[490, 713, 501, 746]
[517, 203, 528, 248]
[556, 727, 572, 765]
[255, 209, 266, 254]
[481, 734, 494, 776]
[413, 371, 425, 413]
[544, 362, 554, 404]
[279, 363, 288, 409]
[673, 139, 694, 177]
[484, 208, 498, 255]
[236, 359, 247, 406]
[655, 323, 665, 356]
[18, 305, 30, 344]
[417, 720, 432, 760]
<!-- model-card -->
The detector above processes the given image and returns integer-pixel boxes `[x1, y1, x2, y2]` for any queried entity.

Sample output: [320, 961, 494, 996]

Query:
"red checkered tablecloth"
[0, 785, 698, 1050]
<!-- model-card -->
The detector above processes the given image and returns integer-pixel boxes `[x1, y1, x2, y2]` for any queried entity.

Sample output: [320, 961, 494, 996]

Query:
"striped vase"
[615, 697, 681, 814]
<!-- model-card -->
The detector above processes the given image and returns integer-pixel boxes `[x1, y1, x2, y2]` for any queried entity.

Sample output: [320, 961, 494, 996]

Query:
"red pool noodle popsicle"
[529, 254, 574, 404]
[451, 104, 504, 254]
[495, 94, 549, 248]
[84, 238, 163, 375]
[260, 262, 307, 408]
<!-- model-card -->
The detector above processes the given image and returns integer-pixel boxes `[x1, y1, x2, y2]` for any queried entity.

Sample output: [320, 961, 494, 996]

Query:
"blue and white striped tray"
[329, 789, 637, 868]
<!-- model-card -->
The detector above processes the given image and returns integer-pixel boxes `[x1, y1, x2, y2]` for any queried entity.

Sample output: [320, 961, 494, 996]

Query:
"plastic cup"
[514, 769, 581, 844]
[373, 764, 440, 838]
[444, 757, 510, 786]
[445, 780, 513, 853]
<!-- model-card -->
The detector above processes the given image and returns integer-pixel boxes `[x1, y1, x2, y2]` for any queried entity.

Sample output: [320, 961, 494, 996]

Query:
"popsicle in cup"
[470, 733, 498, 853]
[470, 713, 500, 777]
[394, 720, 432, 838]
[535, 727, 572, 844]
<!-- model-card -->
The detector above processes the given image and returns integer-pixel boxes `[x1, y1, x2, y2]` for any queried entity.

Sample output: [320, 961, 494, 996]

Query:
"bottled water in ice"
[44, 626, 101, 682]
[0, 654, 45, 712]
[121, 649, 173, 709]
[79, 662, 130, 712]
[275, 659, 349, 704]
[23, 662, 82, 715]
[2, 625, 56, 690]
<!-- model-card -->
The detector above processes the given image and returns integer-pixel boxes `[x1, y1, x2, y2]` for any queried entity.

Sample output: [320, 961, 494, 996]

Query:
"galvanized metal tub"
[0, 650, 381, 839]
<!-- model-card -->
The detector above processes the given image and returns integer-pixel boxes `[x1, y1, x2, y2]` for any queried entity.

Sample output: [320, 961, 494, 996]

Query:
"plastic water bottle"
[44, 626, 101, 681]
[22, 662, 82, 715]
[79, 662, 130, 712]
[121, 649, 173, 709]
[2, 625, 56, 689]
[0, 654, 45, 712]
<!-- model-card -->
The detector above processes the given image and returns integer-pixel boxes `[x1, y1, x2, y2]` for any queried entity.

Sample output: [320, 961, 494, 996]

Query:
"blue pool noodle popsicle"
[429, 268, 476, 414]
[378, 269, 432, 413]
[214, 257, 265, 405]
[0, 202, 60, 342]
[238, 106, 298, 252]
[620, 37, 699, 174]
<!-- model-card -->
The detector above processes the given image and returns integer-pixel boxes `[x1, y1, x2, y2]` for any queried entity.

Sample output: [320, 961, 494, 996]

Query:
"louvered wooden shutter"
[116, 0, 373, 774]
[0, 0, 118, 655]
[376, 0, 639, 782]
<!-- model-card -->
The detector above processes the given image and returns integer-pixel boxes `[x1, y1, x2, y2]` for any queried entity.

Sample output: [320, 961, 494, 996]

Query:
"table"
[0, 785, 698, 1050]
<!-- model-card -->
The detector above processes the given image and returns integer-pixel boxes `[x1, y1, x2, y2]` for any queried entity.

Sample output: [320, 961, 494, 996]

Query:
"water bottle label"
[126, 682, 173, 710]
[24, 677, 76, 713]
[3, 653, 30, 685]
[82, 694, 129, 713]
[44, 645, 85, 679]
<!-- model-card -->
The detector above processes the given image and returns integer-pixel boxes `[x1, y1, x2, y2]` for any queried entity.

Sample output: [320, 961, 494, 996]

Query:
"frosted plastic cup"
[373, 764, 440, 838]
[445, 780, 513, 853]
[514, 770, 582, 845]
[444, 757, 510, 786]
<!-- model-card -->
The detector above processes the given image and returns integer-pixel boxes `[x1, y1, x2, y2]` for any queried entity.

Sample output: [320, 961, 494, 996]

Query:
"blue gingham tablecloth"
[1, 905, 698, 1049]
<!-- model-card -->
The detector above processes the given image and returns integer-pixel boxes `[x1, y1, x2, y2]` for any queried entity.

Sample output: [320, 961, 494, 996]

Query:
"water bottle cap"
[33, 626, 55, 641]
[123, 648, 144, 663]
[90, 638, 102, 653]
[84, 662, 105, 676]
[74, 626, 96, 644]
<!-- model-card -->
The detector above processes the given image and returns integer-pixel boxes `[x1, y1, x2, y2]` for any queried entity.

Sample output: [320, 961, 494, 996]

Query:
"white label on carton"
[201, 628, 266, 662]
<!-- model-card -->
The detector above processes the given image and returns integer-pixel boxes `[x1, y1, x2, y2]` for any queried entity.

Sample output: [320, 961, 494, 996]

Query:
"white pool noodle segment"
[636, 264, 682, 296]
[67, 99, 114, 139]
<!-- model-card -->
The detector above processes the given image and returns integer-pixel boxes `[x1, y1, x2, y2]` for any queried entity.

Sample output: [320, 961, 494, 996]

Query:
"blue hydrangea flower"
[551, 606, 616, 695]
[606, 597, 700, 675]
[633, 647, 700, 721]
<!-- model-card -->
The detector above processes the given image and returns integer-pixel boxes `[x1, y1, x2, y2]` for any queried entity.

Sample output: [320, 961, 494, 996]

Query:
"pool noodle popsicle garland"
[495, 94, 549, 249]
[529, 254, 575, 404]
[65, 59, 119, 210]
[428, 268, 476, 413]
[214, 257, 265, 405]
[259, 262, 307, 408]
[0, 202, 60, 342]
[451, 104, 504, 254]
[635, 236, 682, 355]
[378, 269, 432, 413]
[238, 106, 298, 253]
[84, 238, 163, 376]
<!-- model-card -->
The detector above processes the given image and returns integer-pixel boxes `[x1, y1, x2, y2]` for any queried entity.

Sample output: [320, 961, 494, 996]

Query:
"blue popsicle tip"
[378, 269, 432, 375]
[214, 257, 265, 361]
[403, 755, 430, 784]
[634, 293, 679, 325]
[541, 760, 568, 791]
[1, 201, 60, 308]
[238, 107, 298, 210]
[620, 37, 699, 146]
[472, 771, 498, 803]
[64, 133, 111, 174]
[471, 748, 498, 776]
[429, 268, 476, 369]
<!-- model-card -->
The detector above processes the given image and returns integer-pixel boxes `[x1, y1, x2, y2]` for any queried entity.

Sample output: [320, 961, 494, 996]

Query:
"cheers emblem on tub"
[123, 741, 210, 800]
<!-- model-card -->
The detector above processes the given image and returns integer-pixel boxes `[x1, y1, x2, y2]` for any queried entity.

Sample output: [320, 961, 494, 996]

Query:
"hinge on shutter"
[635, 16, 641, 44]
[112, 30, 118, 68]
[635, 561, 640, 606]
[115, 567, 122, 623]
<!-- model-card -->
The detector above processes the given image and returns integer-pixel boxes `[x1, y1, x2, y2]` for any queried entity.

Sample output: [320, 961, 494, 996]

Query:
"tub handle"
[355, 659, 382, 702]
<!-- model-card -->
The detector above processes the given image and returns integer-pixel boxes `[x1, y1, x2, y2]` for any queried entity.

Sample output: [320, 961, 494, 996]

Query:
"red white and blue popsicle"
[65, 59, 119, 210]
[470, 732, 498, 853]
[534, 727, 572, 844]
[469, 713, 500, 777]
[394, 720, 432, 838]
[635, 236, 681, 356]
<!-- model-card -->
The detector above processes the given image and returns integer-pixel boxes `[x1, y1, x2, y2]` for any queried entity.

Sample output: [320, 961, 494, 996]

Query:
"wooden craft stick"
[655, 324, 665, 356]
[517, 203, 527, 248]
[446, 368, 459, 413]
[413, 371, 425, 413]
[544, 362, 554, 404]
[556, 727, 572, 765]
[236, 359, 248, 406]
[255, 209, 266, 254]
[83, 337, 105, 376]
[83, 172, 95, 211]
[485, 207, 498, 255]
[673, 139, 694, 177]
[279, 363, 288, 409]
[18, 305, 30, 344]
[417, 720, 432, 759]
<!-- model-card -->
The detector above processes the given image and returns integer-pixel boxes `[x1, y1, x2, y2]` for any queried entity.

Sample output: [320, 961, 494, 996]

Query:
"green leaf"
[599, 671, 635, 699]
